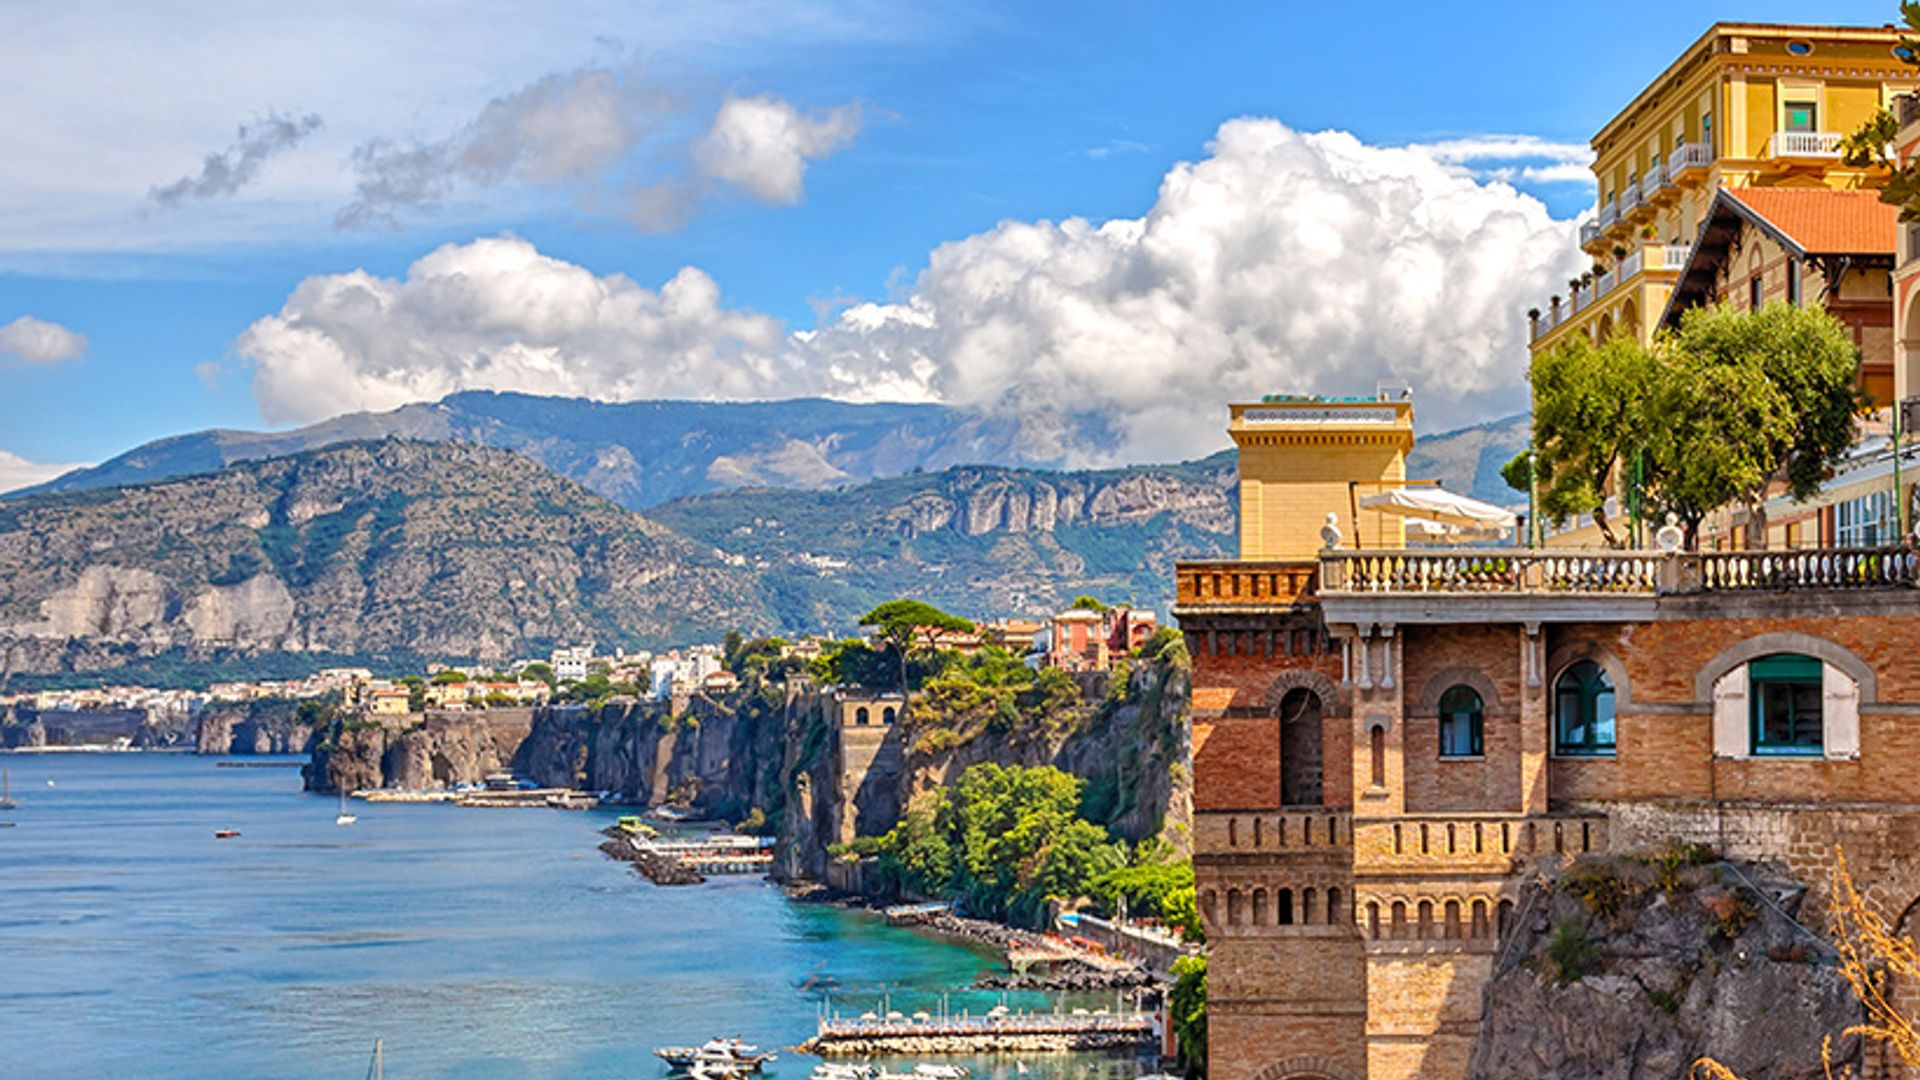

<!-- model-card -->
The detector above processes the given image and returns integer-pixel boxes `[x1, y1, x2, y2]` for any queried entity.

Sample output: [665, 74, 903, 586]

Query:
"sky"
[0, 0, 1903, 490]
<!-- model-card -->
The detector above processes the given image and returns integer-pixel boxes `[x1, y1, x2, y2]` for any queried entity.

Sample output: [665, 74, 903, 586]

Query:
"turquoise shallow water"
[0, 754, 1149, 1080]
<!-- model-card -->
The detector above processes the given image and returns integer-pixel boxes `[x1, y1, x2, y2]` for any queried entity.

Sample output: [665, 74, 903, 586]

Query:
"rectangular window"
[1784, 100, 1819, 132]
[1702, 112, 1713, 147]
[1837, 492, 1891, 547]
[1750, 655, 1823, 755]
[1750, 275, 1764, 310]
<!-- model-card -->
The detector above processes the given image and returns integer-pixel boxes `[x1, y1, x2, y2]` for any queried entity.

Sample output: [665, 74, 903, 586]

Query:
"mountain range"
[0, 395, 1529, 681]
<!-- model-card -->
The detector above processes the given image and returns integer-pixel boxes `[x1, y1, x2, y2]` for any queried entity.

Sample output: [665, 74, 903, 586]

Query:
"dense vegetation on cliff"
[840, 761, 1195, 930]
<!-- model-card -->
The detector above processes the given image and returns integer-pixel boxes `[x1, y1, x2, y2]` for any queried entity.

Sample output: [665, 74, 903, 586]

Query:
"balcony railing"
[1639, 169, 1663, 202]
[1617, 249, 1642, 280]
[1667, 141, 1712, 179]
[1648, 242, 1690, 272]
[1312, 547, 1916, 597]
[1579, 219, 1601, 247]
[1621, 182, 1644, 214]
[1767, 131, 1843, 159]
[1596, 197, 1619, 229]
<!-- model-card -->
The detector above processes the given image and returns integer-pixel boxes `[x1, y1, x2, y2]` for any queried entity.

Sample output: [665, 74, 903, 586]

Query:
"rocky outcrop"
[513, 693, 790, 815]
[195, 699, 321, 755]
[1470, 855, 1860, 1080]
[0, 706, 193, 748]
[303, 709, 535, 793]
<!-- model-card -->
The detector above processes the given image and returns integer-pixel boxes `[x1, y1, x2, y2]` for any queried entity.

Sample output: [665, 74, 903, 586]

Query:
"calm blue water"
[0, 754, 1147, 1080]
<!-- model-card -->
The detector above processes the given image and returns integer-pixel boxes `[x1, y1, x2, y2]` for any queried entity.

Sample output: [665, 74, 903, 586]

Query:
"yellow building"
[1231, 389, 1415, 561]
[1529, 23, 1914, 353]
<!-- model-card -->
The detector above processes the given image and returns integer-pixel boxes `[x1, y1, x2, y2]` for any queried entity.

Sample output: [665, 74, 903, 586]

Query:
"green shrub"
[1548, 920, 1598, 984]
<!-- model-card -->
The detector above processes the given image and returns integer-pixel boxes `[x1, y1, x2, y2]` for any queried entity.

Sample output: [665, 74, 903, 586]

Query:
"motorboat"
[655, 1037, 776, 1073]
[214, 829, 241, 839]
[913, 1067, 970, 1080]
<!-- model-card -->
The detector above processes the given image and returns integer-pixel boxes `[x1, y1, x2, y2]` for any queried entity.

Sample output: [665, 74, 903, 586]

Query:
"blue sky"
[0, 0, 1902, 485]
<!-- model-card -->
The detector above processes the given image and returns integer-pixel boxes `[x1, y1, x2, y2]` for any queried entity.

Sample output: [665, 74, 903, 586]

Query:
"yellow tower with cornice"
[1231, 390, 1416, 561]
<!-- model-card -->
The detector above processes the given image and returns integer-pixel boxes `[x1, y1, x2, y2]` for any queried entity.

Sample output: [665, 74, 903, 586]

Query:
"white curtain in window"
[1713, 666, 1747, 758]
[1823, 662, 1860, 760]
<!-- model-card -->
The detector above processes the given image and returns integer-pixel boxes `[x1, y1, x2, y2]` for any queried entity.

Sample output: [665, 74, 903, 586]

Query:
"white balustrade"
[1767, 131, 1843, 159]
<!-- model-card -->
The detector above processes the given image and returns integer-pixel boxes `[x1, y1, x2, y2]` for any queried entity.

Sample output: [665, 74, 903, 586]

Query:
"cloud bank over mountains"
[237, 119, 1585, 463]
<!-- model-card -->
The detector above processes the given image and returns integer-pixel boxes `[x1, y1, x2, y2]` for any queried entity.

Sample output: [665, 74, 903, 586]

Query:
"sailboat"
[0, 763, 16, 811]
[335, 787, 357, 826]
[365, 1038, 383, 1080]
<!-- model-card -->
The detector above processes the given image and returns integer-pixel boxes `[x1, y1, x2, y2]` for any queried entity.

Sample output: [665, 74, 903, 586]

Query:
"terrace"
[1174, 547, 1917, 616]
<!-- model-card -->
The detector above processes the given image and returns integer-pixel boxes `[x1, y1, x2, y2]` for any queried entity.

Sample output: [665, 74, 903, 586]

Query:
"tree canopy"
[858, 599, 975, 704]
[1515, 304, 1861, 547]
[851, 762, 1128, 928]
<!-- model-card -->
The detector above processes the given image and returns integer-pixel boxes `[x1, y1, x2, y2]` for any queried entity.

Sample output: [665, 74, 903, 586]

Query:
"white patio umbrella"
[1359, 487, 1517, 540]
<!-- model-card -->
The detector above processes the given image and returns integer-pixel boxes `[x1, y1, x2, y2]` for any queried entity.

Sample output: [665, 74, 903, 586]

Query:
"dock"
[804, 1010, 1157, 1056]
[602, 829, 775, 884]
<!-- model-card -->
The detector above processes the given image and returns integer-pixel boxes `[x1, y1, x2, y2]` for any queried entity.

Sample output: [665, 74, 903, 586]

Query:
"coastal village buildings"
[1045, 606, 1159, 673]
[1176, 390, 1920, 1080]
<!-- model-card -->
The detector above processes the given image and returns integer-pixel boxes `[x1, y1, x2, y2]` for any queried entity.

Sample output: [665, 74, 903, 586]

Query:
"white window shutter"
[1824, 662, 1860, 761]
[1713, 667, 1748, 758]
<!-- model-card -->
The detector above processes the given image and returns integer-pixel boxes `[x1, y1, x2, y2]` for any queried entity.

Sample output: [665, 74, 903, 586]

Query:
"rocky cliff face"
[513, 691, 791, 812]
[0, 439, 771, 675]
[304, 710, 536, 793]
[195, 699, 321, 755]
[1470, 854, 1859, 1080]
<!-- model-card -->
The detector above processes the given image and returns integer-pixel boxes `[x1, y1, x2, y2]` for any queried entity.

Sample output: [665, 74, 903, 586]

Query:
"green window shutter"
[1750, 655, 1821, 681]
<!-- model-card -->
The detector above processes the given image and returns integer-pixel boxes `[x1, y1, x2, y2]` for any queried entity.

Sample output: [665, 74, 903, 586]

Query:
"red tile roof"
[1724, 187, 1897, 256]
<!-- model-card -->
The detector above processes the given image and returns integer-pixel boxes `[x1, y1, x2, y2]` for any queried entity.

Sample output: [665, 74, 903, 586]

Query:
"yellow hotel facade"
[1529, 23, 1915, 353]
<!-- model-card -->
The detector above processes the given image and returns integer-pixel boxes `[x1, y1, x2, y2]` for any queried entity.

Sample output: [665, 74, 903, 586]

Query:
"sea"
[0, 753, 1153, 1080]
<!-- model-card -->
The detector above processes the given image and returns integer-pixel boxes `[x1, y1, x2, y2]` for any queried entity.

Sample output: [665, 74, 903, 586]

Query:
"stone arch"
[1250, 1057, 1361, 1080]
[881, 706, 896, 725]
[1301, 886, 1317, 926]
[1619, 298, 1641, 341]
[1327, 886, 1344, 925]
[1546, 641, 1634, 710]
[1415, 665, 1508, 717]
[1227, 889, 1245, 926]
[1264, 667, 1345, 713]
[1597, 312, 1615, 340]
[1691, 631, 1878, 705]
[854, 707, 870, 726]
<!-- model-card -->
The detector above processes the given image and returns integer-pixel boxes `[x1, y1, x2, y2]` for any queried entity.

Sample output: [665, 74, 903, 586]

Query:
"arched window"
[854, 707, 870, 726]
[1751, 653, 1823, 755]
[881, 706, 896, 725]
[1554, 661, 1616, 756]
[1438, 685, 1484, 757]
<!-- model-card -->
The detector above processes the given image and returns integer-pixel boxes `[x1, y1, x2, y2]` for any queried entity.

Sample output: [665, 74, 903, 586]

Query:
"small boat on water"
[336, 788, 357, 827]
[655, 1037, 776, 1074]
[913, 1067, 970, 1080]
[811, 1064, 880, 1080]
[214, 829, 241, 839]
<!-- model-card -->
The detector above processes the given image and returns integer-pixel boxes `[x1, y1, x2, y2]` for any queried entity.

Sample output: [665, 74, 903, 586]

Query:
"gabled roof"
[1723, 188, 1896, 257]
[1662, 188, 1897, 328]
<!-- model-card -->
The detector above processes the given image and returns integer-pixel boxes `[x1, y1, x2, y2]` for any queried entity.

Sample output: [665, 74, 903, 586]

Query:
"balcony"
[1315, 546, 1917, 597]
[1595, 196, 1619, 231]
[1529, 242, 1691, 343]
[1578, 219, 1602, 248]
[1666, 141, 1712, 182]
[1766, 131, 1843, 160]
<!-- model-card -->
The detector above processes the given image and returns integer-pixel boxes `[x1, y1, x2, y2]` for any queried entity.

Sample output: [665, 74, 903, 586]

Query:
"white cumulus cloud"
[240, 119, 1586, 461]
[0, 315, 87, 364]
[695, 95, 862, 204]
[0, 450, 87, 494]
[237, 235, 789, 425]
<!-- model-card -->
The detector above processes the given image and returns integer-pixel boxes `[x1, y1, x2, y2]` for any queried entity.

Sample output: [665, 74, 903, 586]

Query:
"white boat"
[912, 1066, 969, 1080]
[655, 1037, 776, 1073]
[336, 787, 357, 826]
